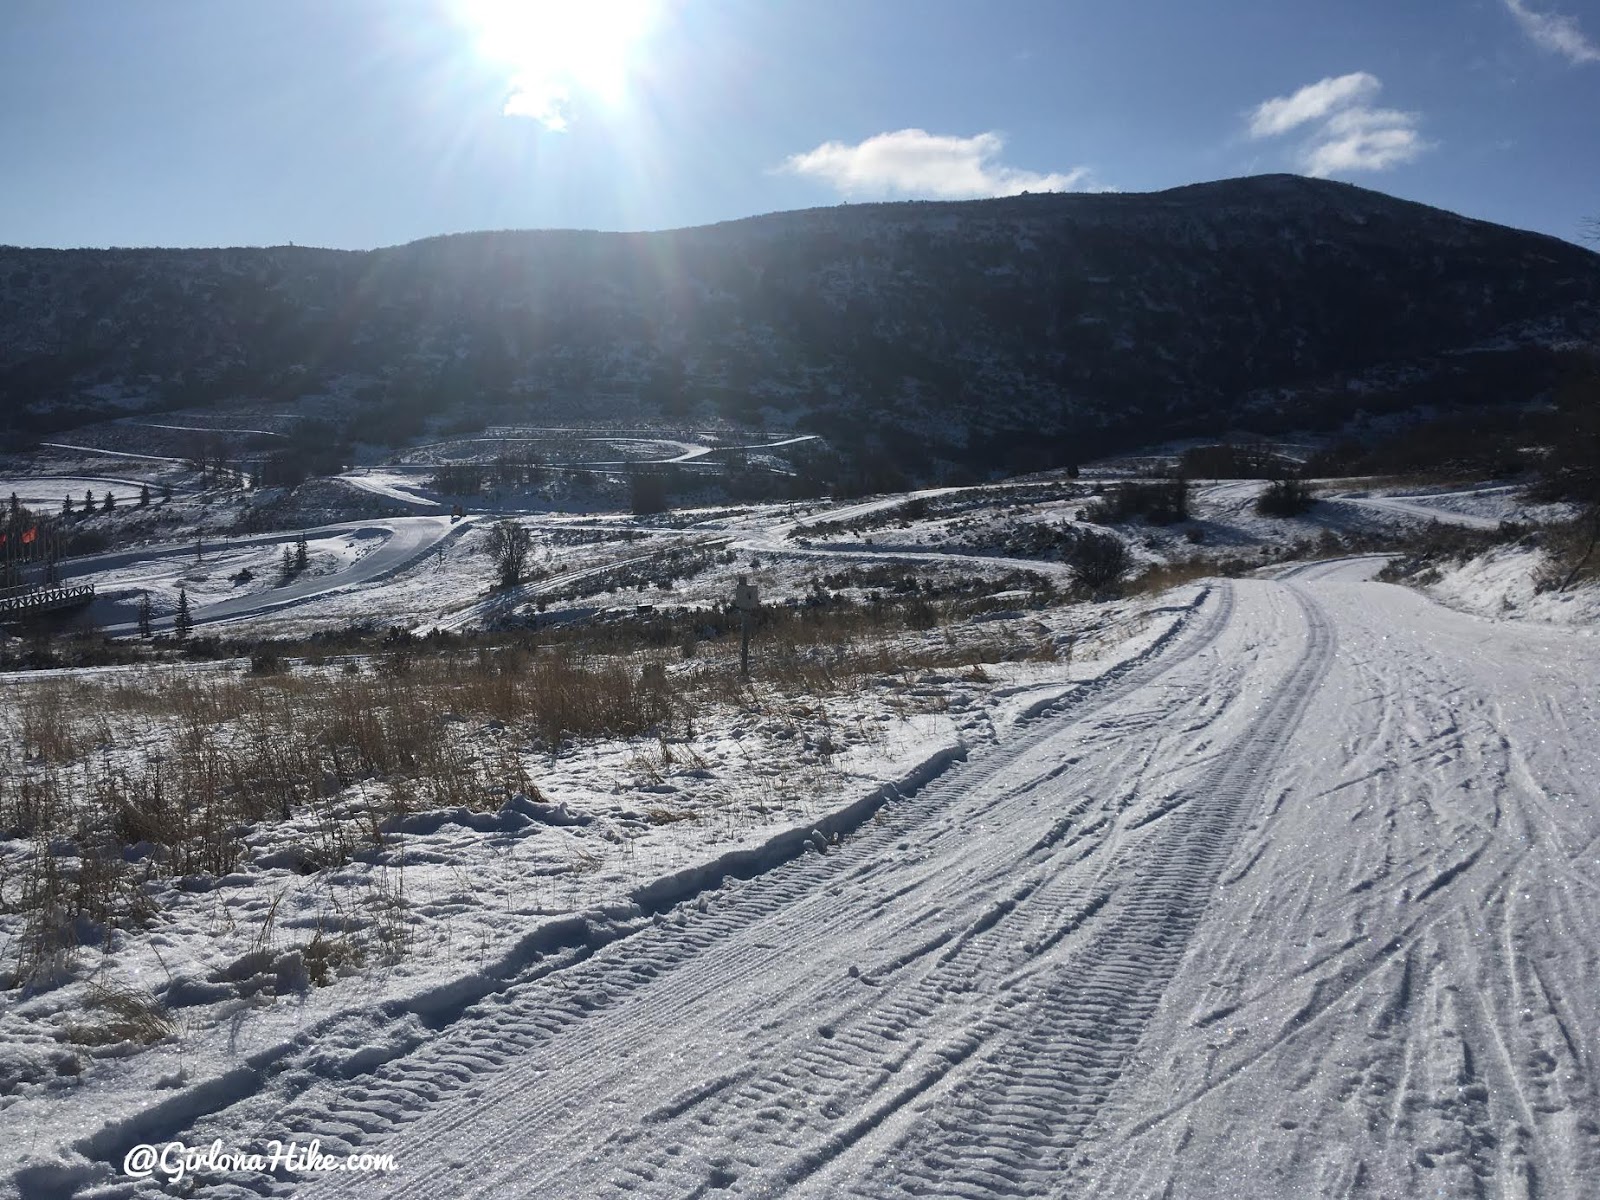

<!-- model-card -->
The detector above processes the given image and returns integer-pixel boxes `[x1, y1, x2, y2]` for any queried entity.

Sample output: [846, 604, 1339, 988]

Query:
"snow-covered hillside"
[1, 446, 1596, 1199]
[4, 562, 1597, 1198]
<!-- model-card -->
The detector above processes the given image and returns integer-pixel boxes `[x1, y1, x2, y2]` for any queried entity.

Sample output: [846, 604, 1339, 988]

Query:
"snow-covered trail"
[1081, 571, 1600, 1197]
[70, 572, 1600, 1200]
[336, 471, 444, 509]
[1331, 491, 1507, 529]
[81, 516, 474, 634]
[36, 443, 188, 464]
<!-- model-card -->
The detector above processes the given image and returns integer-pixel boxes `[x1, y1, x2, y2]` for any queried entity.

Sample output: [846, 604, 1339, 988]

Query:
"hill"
[2, 174, 1597, 476]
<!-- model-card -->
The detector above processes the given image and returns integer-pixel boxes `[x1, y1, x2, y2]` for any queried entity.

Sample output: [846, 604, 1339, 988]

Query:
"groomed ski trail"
[57, 569, 1600, 1200]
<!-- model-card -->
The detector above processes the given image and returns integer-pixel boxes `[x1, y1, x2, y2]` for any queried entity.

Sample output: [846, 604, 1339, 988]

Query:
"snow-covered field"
[1, 453, 1596, 1199]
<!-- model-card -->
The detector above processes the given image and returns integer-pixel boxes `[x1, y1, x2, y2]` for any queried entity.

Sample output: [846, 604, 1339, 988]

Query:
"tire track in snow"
[811, 586, 1336, 1199]
[1075, 579, 1600, 1198]
[75, 587, 1237, 1199]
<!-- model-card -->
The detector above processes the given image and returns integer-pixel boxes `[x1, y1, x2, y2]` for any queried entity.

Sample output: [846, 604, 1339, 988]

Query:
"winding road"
[67, 516, 474, 634]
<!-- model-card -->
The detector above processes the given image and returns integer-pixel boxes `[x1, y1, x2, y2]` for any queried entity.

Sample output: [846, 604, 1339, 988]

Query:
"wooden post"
[734, 575, 759, 680]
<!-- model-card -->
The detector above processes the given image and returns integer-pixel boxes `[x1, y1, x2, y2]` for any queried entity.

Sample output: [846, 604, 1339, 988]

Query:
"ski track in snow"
[23, 569, 1600, 1199]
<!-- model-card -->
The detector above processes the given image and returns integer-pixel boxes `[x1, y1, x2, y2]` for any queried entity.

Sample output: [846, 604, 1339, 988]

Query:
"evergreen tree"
[62, 495, 73, 517]
[138, 483, 151, 507]
[628, 467, 671, 516]
[174, 586, 192, 641]
[103, 491, 116, 512]
[137, 592, 153, 638]
[294, 534, 309, 573]
[280, 545, 296, 582]
[85, 489, 94, 511]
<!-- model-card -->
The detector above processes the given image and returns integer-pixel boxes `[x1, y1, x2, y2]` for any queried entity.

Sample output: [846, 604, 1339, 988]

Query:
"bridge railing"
[0, 583, 96, 617]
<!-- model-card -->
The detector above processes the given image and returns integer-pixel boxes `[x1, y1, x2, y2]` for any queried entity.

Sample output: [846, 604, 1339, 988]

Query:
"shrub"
[1082, 478, 1189, 525]
[427, 463, 487, 495]
[1068, 529, 1130, 593]
[1179, 443, 1292, 479]
[1255, 478, 1315, 518]
[249, 649, 287, 675]
[1535, 505, 1600, 593]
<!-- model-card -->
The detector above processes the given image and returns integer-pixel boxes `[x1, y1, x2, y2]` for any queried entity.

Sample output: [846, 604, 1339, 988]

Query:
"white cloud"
[1247, 72, 1381, 139]
[779, 129, 1092, 200]
[1245, 73, 1428, 177]
[1503, 0, 1600, 64]
[1302, 122, 1426, 177]
[503, 78, 571, 131]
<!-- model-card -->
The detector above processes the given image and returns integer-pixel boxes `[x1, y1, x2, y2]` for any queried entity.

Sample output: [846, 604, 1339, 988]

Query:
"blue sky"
[2, 0, 1598, 249]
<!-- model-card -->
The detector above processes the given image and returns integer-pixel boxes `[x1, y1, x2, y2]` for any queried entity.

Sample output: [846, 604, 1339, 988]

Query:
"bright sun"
[458, 0, 658, 130]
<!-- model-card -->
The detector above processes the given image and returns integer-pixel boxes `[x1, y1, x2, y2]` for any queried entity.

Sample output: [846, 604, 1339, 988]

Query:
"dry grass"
[1536, 507, 1600, 593]
[304, 928, 366, 987]
[63, 980, 178, 1046]
[1128, 557, 1230, 595]
[0, 592, 1073, 990]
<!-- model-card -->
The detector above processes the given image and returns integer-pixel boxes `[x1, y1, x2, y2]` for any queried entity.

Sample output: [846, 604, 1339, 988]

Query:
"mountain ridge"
[7, 175, 1584, 253]
[3, 174, 1597, 475]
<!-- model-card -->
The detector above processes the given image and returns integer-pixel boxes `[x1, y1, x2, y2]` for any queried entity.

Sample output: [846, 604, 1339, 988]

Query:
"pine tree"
[62, 495, 73, 517]
[85, 489, 94, 511]
[103, 491, 116, 512]
[137, 592, 153, 638]
[280, 545, 295, 582]
[138, 483, 151, 507]
[294, 534, 309, 573]
[174, 586, 192, 641]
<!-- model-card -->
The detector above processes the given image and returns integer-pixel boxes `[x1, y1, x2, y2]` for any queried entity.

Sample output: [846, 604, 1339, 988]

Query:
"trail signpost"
[734, 575, 759, 679]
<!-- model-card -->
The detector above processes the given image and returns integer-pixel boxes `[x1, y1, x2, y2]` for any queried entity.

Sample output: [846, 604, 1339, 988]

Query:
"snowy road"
[74, 516, 473, 633]
[169, 518, 470, 630]
[1330, 489, 1515, 529]
[65, 569, 1600, 1198]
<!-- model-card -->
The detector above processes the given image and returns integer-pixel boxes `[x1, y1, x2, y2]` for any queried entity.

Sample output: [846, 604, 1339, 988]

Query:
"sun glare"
[458, 0, 658, 130]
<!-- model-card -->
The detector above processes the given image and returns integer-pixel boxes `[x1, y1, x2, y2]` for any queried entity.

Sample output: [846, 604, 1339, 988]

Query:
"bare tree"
[485, 520, 532, 590]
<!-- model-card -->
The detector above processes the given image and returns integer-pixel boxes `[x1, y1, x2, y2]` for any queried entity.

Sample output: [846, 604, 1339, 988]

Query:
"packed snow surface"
[8, 564, 1597, 1198]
